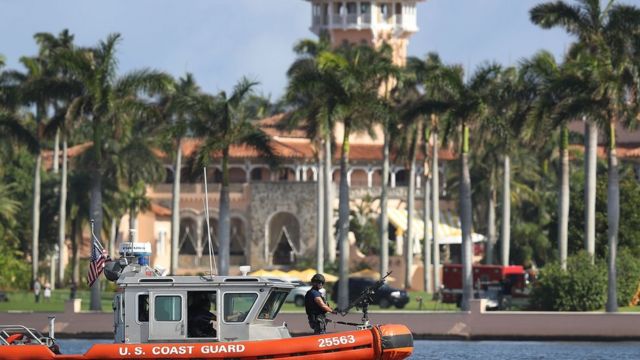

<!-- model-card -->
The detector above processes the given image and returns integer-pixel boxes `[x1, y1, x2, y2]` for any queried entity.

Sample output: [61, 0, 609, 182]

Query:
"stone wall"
[249, 182, 318, 268]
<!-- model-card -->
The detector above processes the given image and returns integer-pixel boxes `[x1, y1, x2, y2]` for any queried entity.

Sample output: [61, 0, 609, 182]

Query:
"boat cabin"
[110, 244, 294, 344]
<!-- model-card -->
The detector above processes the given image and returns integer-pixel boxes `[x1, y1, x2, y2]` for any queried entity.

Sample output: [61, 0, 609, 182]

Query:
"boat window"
[187, 291, 217, 338]
[154, 295, 182, 322]
[258, 290, 288, 320]
[138, 294, 149, 322]
[223, 293, 257, 323]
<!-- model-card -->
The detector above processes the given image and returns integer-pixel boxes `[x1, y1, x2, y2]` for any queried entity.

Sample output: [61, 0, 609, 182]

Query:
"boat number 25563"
[317, 335, 356, 348]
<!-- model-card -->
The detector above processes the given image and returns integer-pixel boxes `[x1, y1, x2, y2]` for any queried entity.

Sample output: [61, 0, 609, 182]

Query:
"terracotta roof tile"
[150, 202, 172, 217]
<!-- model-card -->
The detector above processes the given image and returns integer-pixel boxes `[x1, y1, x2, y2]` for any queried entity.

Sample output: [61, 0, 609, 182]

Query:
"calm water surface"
[57, 339, 640, 359]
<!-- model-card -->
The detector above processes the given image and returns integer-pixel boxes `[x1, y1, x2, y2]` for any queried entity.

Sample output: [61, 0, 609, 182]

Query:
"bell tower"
[307, 0, 424, 66]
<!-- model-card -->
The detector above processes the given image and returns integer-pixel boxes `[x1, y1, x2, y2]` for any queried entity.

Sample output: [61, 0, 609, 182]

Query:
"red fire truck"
[440, 264, 532, 309]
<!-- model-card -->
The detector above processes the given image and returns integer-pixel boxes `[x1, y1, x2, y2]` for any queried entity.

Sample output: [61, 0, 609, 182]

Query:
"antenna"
[203, 167, 218, 277]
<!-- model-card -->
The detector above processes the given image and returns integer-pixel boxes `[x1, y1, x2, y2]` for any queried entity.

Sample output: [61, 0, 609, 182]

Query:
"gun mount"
[336, 272, 392, 329]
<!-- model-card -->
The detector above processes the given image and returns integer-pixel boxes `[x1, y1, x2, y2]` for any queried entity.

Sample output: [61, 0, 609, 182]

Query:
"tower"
[307, 0, 424, 65]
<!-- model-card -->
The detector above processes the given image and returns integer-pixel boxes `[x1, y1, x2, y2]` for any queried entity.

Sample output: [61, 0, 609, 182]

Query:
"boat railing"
[0, 325, 45, 346]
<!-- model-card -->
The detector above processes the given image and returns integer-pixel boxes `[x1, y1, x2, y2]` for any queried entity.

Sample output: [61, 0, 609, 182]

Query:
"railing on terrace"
[152, 183, 248, 194]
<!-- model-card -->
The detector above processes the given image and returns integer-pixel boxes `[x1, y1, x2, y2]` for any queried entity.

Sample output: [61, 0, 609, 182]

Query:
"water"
[57, 339, 640, 359]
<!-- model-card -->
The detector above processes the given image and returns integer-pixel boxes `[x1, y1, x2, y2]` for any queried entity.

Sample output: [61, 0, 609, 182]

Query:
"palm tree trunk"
[57, 136, 68, 286]
[380, 129, 390, 277]
[423, 175, 431, 293]
[31, 151, 42, 284]
[71, 217, 80, 284]
[170, 138, 182, 275]
[486, 174, 496, 265]
[53, 129, 60, 174]
[606, 124, 619, 313]
[432, 132, 441, 294]
[218, 148, 231, 276]
[460, 124, 473, 311]
[89, 169, 103, 311]
[500, 155, 511, 266]
[337, 124, 351, 310]
[405, 129, 418, 289]
[584, 120, 597, 260]
[559, 127, 570, 270]
[316, 153, 325, 274]
[324, 134, 335, 263]
[129, 207, 138, 237]
[109, 218, 117, 259]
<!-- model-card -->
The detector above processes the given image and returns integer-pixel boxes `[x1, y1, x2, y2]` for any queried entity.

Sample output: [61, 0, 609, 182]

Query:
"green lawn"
[0, 289, 113, 312]
[282, 291, 458, 312]
[2, 289, 637, 313]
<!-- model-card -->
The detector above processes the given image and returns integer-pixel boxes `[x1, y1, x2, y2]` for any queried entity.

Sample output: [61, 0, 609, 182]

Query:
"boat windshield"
[257, 290, 288, 320]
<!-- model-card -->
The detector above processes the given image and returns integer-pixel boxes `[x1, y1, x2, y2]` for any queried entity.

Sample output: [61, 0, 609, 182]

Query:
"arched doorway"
[230, 217, 248, 265]
[201, 217, 219, 257]
[179, 217, 200, 268]
[201, 217, 248, 266]
[267, 212, 301, 266]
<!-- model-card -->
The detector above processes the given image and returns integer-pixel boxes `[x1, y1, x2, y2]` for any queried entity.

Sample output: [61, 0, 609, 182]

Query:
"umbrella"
[286, 270, 304, 280]
[350, 268, 396, 282]
[268, 269, 288, 278]
[298, 268, 338, 282]
[249, 269, 272, 277]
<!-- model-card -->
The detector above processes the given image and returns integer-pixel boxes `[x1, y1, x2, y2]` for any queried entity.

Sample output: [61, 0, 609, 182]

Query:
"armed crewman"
[305, 274, 336, 334]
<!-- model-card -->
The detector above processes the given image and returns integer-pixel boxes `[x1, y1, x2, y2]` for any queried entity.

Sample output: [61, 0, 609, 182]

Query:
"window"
[346, 2, 357, 14]
[334, 3, 343, 14]
[361, 2, 370, 14]
[138, 294, 149, 322]
[155, 296, 182, 322]
[258, 291, 288, 320]
[224, 293, 257, 323]
[187, 291, 217, 338]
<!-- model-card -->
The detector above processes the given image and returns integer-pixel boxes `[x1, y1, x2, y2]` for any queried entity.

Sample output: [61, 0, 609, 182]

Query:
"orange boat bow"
[0, 325, 413, 360]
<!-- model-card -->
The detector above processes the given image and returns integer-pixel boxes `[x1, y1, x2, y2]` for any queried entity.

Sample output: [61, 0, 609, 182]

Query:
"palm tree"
[319, 44, 385, 308]
[61, 33, 173, 310]
[531, 0, 640, 312]
[34, 29, 77, 286]
[190, 77, 276, 276]
[445, 64, 497, 311]
[118, 135, 165, 234]
[521, 50, 580, 270]
[362, 43, 399, 281]
[160, 74, 200, 275]
[10, 52, 58, 285]
[479, 65, 534, 267]
[397, 87, 449, 289]
[285, 38, 339, 267]
[406, 53, 459, 292]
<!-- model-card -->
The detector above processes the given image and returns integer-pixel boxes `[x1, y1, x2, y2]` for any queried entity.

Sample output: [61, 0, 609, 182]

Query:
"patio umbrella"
[249, 269, 273, 277]
[299, 268, 338, 282]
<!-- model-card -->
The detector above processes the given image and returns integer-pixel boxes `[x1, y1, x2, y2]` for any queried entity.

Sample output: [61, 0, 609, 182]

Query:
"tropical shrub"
[530, 252, 606, 311]
[616, 248, 640, 307]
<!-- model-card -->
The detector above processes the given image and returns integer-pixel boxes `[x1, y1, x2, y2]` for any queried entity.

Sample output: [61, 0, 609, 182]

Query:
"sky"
[0, 0, 577, 100]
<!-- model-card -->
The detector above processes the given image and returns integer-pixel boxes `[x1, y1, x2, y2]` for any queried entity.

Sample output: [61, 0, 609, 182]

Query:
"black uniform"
[305, 288, 328, 334]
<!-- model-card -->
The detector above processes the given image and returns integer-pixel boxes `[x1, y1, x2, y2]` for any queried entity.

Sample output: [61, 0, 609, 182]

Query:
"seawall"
[1, 300, 638, 340]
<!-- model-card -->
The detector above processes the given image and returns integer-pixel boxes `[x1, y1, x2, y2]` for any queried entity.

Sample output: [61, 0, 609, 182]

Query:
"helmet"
[311, 274, 325, 284]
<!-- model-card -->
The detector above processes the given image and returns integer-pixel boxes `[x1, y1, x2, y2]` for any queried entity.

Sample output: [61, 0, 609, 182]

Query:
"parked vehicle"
[284, 280, 326, 307]
[331, 277, 409, 309]
[0, 292, 8, 302]
[441, 264, 533, 309]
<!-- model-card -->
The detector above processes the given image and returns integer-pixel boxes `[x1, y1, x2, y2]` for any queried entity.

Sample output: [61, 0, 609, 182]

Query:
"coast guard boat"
[0, 242, 413, 359]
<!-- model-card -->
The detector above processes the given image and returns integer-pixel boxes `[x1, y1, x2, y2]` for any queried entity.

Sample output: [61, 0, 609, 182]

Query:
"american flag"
[87, 228, 107, 287]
